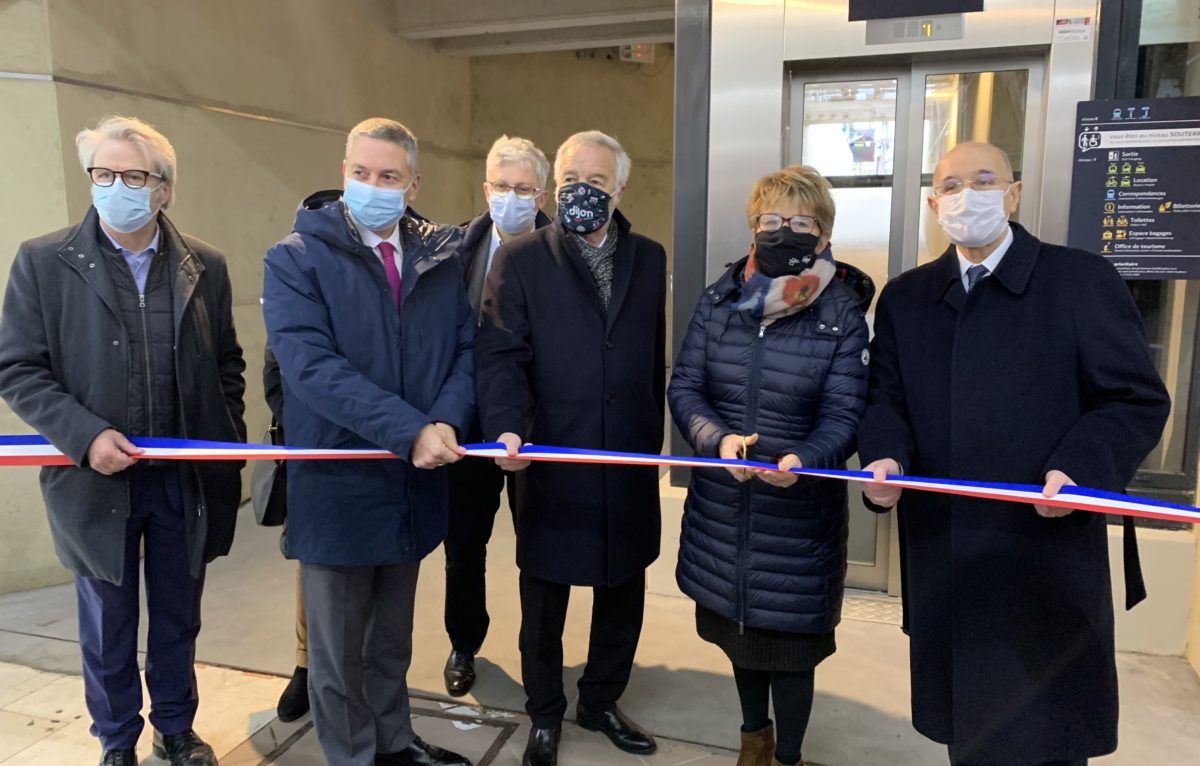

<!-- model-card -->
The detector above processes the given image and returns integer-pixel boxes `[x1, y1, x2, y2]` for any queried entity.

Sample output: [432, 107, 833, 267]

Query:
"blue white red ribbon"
[1, 435, 1196, 525]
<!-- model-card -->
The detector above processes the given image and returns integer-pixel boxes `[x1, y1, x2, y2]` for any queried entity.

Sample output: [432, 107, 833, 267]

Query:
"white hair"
[76, 115, 177, 207]
[486, 135, 549, 188]
[346, 117, 419, 174]
[554, 130, 632, 188]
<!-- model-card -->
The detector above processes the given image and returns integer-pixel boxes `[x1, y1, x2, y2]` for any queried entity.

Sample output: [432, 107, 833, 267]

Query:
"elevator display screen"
[849, 1, 983, 21]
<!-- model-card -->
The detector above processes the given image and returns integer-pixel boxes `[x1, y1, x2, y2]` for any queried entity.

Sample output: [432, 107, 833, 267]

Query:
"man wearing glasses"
[476, 131, 666, 766]
[0, 116, 246, 766]
[442, 135, 552, 698]
[858, 141, 1170, 766]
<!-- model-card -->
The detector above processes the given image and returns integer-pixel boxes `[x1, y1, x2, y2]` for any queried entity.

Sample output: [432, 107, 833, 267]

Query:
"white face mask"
[936, 188, 1011, 248]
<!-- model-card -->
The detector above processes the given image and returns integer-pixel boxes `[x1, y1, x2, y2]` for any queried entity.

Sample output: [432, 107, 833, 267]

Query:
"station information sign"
[1068, 97, 1200, 279]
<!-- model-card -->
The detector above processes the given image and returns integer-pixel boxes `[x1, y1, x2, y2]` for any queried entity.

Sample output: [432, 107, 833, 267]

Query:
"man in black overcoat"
[476, 130, 666, 766]
[859, 141, 1170, 766]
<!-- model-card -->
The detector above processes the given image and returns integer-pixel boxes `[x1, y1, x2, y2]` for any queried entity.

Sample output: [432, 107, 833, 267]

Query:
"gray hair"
[76, 115, 178, 207]
[486, 135, 549, 188]
[345, 117, 419, 174]
[554, 130, 632, 188]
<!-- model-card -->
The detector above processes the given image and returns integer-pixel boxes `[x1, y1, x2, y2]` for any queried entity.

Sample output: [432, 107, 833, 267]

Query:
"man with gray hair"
[0, 115, 246, 766]
[442, 134, 553, 698]
[263, 117, 473, 766]
[476, 130, 666, 766]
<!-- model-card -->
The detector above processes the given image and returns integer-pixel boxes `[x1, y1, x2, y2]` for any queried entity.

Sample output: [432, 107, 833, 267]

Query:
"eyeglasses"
[756, 213, 819, 235]
[87, 167, 163, 189]
[487, 181, 543, 200]
[932, 173, 1012, 197]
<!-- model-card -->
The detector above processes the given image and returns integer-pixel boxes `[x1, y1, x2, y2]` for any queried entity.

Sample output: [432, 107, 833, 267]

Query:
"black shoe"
[376, 736, 472, 766]
[443, 650, 476, 697]
[522, 726, 560, 766]
[99, 749, 137, 766]
[277, 665, 310, 722]
[575, 703, 656, 754]
[153, 729, 217, 765]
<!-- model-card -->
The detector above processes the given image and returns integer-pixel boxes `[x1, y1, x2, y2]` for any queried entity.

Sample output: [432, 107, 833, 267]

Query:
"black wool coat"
[0, 208, 247, 585]
[858, 224, 1170, 764]
[476, 212, 666, 587]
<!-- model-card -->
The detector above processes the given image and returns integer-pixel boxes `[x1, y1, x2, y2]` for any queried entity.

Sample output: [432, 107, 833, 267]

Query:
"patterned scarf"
[736, 246, 836, 325]
[574, 230, 618, 308]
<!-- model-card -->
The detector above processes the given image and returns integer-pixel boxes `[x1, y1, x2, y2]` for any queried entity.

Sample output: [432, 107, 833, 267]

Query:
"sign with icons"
[1068, 97, 1200, 279]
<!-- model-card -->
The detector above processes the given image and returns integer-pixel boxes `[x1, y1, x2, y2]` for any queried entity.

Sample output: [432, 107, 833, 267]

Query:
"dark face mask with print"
[752, 229, 820, 278]
[557, 182, 612, 234]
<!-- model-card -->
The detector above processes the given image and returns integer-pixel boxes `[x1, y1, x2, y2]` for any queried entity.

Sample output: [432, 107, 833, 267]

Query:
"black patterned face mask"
[557, 182, 611, 234]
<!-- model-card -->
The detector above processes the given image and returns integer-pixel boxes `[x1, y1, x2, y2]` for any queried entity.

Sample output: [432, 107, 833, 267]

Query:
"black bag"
[250, 420, 287, 526]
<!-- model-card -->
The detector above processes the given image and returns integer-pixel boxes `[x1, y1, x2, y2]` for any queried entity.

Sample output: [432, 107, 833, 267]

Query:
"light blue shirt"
[102, 226, 161, 295]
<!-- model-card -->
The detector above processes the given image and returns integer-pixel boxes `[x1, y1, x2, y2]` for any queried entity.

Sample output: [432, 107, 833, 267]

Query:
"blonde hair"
[487, 135, 550, 188]
[76, 115, 178, 207]
[746, 165, 835, 235]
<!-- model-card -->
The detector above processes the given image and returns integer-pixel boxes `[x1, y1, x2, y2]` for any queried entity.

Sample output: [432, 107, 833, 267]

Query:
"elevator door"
[787, 56, 1045, 591]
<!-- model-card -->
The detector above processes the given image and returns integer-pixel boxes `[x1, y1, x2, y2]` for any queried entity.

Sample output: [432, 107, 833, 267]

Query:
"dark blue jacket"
[262, 192, 474, 566]
[669, 256, 871, 634]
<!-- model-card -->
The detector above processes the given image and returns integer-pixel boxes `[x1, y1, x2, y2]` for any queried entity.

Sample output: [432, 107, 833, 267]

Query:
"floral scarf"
[736, 246, 836, 325]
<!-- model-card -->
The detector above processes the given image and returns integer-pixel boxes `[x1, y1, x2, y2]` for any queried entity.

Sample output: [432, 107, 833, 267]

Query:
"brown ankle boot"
[736, 722, 774, 766]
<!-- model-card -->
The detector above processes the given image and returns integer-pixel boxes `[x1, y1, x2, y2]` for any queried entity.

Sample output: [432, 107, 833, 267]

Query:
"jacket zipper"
[138, 292, 155, 439]
[737, 322, 768, 635]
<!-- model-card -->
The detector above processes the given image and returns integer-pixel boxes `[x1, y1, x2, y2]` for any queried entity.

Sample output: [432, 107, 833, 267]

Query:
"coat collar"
[57, 207, 203, 331]
[928, 222, 1040, 308]
[552, 209, 636, 331]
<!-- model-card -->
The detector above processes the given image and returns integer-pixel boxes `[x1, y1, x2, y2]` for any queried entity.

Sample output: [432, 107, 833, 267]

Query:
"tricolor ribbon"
[1, 435, 1196, 525]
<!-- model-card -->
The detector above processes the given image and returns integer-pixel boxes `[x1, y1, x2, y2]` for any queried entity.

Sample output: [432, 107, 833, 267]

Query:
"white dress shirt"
[956, 226, 1013, 292]
[350, 214, 404, 274]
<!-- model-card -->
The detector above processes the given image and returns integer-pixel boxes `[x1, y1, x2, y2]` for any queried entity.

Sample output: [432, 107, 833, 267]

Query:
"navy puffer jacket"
[668, 256, 872, 634]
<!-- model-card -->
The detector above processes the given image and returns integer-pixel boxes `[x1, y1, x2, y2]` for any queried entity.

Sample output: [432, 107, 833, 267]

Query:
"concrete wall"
[0, 0, 477, 592]
[0, 2, 677, 595]
[0, 0, 73, 592]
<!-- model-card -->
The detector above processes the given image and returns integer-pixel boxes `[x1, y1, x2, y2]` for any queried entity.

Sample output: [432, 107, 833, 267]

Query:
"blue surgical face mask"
[489, 190, 539, 235]
[92, 179, 157, 233]
[343, 176, 409, 231]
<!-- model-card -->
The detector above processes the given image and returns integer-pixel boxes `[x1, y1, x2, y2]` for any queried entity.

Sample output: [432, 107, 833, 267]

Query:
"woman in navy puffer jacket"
[668, 166, 871, 766]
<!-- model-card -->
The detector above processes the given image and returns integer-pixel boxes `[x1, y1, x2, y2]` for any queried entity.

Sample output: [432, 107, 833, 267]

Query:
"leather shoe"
[575, 703, 656, 754]
[277, 665, 310, 722]
[375, 736, 472, 765]
[99, 749, 137, 766]
[522, 726, 560, 766]
[443, 649, 476, 697]
[153, 729, 217, 765]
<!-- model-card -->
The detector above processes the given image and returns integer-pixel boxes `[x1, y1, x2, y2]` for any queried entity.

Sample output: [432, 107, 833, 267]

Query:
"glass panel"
[1131, 35, 1200, 496]
[917, 70, 1030, 265]
[800, 79, 898, 576]
[1130, 279, 1200, 475]
[801, 79, 897, 316]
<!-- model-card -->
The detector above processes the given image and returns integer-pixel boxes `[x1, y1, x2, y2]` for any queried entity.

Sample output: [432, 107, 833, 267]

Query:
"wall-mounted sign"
[849, 0, 983, 21]
[1067, 97, 1200, 279]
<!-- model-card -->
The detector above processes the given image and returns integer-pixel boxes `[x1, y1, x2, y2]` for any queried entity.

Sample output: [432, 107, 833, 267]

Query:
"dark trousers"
[519, 570, 646, 728]
[443, 456, 513, 653]
[302, 561, 420, 766]
[75, 467, 203, 750]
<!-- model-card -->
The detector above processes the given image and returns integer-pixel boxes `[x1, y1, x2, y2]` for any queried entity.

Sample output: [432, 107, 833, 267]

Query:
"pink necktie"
[378, 241, 401, 311]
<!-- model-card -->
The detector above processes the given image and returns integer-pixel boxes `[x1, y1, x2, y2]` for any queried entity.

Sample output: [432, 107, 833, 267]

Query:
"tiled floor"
[0, 503, 1198, 764]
